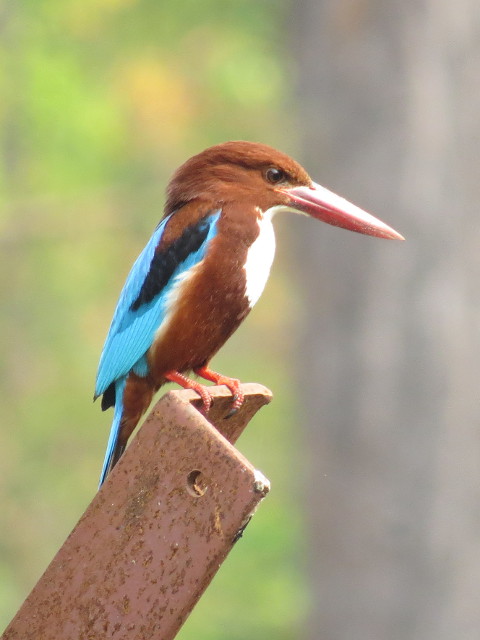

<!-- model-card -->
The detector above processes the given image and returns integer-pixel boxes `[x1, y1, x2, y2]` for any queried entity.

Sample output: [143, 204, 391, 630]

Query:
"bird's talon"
[225, 391, 244, 418]
[225, 406, 239, 419]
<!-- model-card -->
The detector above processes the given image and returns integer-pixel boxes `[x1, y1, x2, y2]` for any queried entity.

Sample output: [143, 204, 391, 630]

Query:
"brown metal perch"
[2, 383, 272, 640]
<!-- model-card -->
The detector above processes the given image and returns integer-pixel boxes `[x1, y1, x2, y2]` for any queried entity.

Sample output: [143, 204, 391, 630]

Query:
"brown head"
[165, 141, 404, 240]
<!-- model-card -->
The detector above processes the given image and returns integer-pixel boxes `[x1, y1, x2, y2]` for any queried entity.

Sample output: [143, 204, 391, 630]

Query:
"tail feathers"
[99, 377, 127, 488]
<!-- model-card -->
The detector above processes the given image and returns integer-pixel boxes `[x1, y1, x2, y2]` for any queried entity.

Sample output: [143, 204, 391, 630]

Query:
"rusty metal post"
[2, 383, 272, 640]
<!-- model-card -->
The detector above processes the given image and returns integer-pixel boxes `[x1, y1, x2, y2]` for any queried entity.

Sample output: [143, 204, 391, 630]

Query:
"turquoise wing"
[95, 210, 221, 398]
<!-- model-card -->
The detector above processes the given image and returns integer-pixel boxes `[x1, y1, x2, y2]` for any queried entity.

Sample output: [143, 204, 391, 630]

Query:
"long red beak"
[283, 182, 404, 240]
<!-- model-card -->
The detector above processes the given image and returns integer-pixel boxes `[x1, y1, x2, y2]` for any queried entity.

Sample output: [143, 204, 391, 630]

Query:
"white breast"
[244, 209, 276, 308]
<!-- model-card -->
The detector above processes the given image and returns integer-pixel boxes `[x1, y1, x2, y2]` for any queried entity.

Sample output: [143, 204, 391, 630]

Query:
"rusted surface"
[2, 383, 272, 640]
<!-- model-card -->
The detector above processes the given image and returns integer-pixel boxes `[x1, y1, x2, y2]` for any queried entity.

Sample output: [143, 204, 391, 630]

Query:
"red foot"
[164, 370, 213, 413]
[194, 366, 244, 415]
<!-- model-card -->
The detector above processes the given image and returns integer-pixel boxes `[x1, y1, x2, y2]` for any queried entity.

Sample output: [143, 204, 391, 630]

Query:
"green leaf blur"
[0, 1, 307, 637]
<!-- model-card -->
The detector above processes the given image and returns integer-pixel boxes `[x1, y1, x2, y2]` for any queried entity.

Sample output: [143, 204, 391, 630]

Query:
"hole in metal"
[186, 470, 208, 497]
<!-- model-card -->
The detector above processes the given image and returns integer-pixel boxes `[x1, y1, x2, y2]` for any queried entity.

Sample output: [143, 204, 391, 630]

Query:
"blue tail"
[99, 377, 127, 487]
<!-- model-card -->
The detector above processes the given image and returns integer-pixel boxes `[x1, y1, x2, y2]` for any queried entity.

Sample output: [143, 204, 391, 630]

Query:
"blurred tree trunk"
[290, 1, 480, 639]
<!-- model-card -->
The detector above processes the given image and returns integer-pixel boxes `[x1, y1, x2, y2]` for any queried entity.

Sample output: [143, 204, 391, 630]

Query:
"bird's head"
[165, 141, 403, 240]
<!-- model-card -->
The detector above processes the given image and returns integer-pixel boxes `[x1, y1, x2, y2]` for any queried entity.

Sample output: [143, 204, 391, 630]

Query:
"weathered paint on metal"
[2, 383, 272, 640]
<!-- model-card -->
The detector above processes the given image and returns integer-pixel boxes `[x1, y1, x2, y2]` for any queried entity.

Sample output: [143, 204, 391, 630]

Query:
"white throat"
[244, 208, 276, 308]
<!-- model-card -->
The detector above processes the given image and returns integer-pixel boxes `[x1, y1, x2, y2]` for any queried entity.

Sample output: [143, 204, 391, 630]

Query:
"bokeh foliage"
[0, 1, 307, 636]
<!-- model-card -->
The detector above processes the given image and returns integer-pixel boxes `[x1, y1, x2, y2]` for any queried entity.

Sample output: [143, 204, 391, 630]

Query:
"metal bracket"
[2, 383, 272, 640]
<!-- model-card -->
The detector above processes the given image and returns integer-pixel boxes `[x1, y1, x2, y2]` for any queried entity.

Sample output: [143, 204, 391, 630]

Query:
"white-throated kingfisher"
[95, 141, 403, 486]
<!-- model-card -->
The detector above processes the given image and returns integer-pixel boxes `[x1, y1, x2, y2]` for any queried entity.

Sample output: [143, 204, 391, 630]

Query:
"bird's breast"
[243, 209, 276, 308]
[145, 207, 276, 378]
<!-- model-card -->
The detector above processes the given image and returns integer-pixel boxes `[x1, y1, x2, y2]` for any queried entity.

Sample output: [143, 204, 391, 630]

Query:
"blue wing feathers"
[95, 210, 221, 398]
[98, 377, 126, 486]
[95, 215, 171, 396]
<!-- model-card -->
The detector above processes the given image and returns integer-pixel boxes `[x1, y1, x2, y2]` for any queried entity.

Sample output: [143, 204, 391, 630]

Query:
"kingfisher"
[95, 141, 403, 486]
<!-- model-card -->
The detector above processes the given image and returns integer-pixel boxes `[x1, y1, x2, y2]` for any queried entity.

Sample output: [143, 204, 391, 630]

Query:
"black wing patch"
[130, 213, 215, 312]
[101, 381, 116, 411]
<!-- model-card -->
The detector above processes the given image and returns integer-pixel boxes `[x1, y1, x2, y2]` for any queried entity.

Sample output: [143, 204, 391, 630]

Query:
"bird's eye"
[265, 167, 286, 185]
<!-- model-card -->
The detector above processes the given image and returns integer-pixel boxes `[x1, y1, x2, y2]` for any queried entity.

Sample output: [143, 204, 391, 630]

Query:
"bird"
[95, 141, 403, 486]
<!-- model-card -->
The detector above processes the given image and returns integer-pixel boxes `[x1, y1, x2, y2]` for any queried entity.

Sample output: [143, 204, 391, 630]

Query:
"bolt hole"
[186, 470, 208, 497]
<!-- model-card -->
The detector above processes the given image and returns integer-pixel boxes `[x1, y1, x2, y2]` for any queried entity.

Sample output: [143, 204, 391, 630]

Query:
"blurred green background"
[1, 1, 307, 637]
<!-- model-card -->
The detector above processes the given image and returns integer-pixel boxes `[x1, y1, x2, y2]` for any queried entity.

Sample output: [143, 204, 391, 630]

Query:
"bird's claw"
[164, 370, 213, 414]
[225, 389, 244, 418]
[193, 366, 244, 419]
[225, 405, 238, 419]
